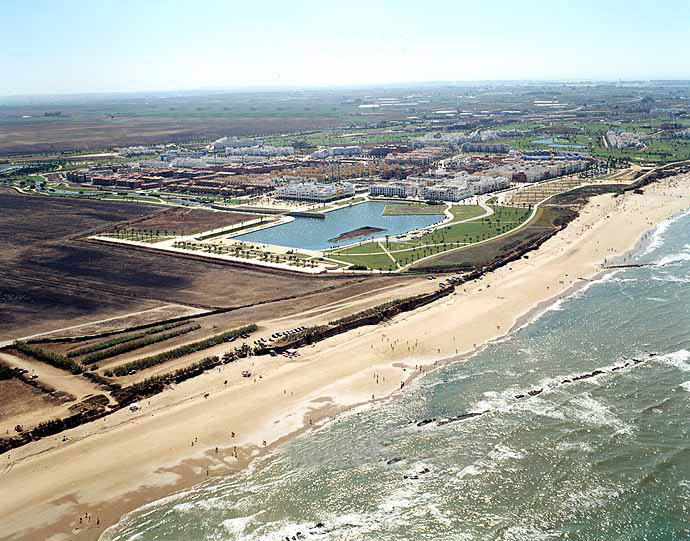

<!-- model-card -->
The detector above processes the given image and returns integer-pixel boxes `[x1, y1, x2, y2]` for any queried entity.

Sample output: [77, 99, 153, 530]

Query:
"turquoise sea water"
[234, 201, 443, 250]
[104, 209, 690, 541]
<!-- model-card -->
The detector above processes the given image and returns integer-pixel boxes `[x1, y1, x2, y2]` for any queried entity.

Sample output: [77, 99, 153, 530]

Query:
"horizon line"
[3, 78, 690, 101]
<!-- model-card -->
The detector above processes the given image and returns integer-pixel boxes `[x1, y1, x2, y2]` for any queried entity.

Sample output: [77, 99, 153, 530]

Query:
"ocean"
[103, 209, 690, 541]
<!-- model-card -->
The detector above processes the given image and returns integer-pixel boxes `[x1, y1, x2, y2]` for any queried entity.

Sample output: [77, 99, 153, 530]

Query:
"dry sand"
[2, 174, 690, 540]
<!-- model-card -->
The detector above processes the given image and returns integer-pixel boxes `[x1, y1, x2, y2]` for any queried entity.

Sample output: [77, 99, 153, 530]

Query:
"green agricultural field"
[383, 204, 447, 216]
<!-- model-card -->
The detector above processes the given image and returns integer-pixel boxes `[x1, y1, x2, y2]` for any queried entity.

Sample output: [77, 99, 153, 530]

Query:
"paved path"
[377, 241, 401, 269]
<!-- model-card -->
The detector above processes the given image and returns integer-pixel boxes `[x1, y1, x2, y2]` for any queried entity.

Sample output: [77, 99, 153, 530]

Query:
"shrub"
[0, 362, 15, 381]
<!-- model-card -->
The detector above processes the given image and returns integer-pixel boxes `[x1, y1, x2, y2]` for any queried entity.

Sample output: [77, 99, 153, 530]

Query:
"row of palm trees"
[110, 229, 177, 242]
[173, 241, 318, 268]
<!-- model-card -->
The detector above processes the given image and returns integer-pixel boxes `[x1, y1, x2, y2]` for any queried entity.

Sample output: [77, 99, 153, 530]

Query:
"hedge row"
[81, 324, 201, 365]
[81, 371, 121, 391]
[328, 296, 423, 326]
[107, 324, 257, 377]
[113, 343, 255, 405]
[13, 342, 82, 375]
[67, 321, 189, 358]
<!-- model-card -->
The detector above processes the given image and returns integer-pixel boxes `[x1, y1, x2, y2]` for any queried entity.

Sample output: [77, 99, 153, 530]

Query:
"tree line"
[81, 324, 201, 365]
[106, 324, 258, 377]
[13, 342, 82, 374]
[67, 321, 189, 358]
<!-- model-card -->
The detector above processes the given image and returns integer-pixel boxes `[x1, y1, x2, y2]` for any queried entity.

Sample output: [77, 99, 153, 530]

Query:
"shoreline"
[2, 174, 690, 541]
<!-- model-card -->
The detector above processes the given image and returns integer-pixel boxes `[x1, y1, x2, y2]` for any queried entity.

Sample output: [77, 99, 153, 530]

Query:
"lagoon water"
[104, 210, 690, 540]
[234, 201, 443, 250]
[531, 136, 584, 149]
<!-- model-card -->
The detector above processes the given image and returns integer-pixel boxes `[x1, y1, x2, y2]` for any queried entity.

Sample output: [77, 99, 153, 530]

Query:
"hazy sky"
[3, 0, 689, 95]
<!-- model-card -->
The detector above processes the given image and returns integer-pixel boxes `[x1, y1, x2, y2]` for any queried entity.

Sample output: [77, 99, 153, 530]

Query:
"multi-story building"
[309, 146, 361, 159]
[461, 143, 509, 154]
[369, 181, 418, 198]
[421, 182, 473, 202]
[224, 145, 294, 157]
[275, 182, 355, 202]
[469, 175, 510, 194]
[605, 130, 646, 150]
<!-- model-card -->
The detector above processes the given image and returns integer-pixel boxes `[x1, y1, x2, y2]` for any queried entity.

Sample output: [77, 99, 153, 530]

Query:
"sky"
[3, 0, 690, 96]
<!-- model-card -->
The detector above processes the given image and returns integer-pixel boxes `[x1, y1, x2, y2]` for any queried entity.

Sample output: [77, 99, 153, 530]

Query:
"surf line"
[412, 353, 657, 428]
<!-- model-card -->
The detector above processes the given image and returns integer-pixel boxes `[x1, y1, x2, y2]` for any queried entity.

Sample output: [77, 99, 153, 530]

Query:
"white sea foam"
[567, 485, 621, 511]
[655, 252, 690, 267]
[680, 381, 690, 393]
[568, 393, 632, 435]
[526, 270, 622, 328]
[221, 514, 257, 536]
[517, 396, 566, 421]
[652, 273, 690, 284]
[457, 464, 482, 479]
[655, 349, 690, 372]
[640, 208, 690, 257]
[488, 444, 525, 462]
[470, 389, 515, 414]
[557, 441, 594, 453]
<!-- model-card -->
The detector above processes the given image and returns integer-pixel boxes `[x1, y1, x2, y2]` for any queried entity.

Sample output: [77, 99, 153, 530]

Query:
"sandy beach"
[2, 174, 690, 541]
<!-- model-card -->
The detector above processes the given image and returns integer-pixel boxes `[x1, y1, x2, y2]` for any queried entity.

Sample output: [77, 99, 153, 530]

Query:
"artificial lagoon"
[235, 201, 444, 250]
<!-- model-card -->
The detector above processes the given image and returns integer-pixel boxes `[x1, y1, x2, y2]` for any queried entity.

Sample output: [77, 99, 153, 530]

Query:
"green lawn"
[329, 252, 397, 271]
[327, 205, 533, 271]
[447, 204, 485, 223]
[334, 241, 382, 255]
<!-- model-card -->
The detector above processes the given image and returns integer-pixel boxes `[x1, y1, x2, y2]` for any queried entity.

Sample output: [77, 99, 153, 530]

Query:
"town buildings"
[309, 146, 361, 159]
[275, 181, 355, 202]
[369, 173, 509, 202]
[369, 181, 418, 198]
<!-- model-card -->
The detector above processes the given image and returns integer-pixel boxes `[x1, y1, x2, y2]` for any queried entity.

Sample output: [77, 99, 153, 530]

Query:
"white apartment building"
[369, 181, 418, 198]
[330, 146, 361, 156]
[225, 145, 294, 157]
[470, 175, 510, 194]
[368, 172, 509, 203]
[421, 183, 473, 202]
[309, 149, 330, 159]
[275, 182, 355, 202]
[310, 146, 361, 159]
